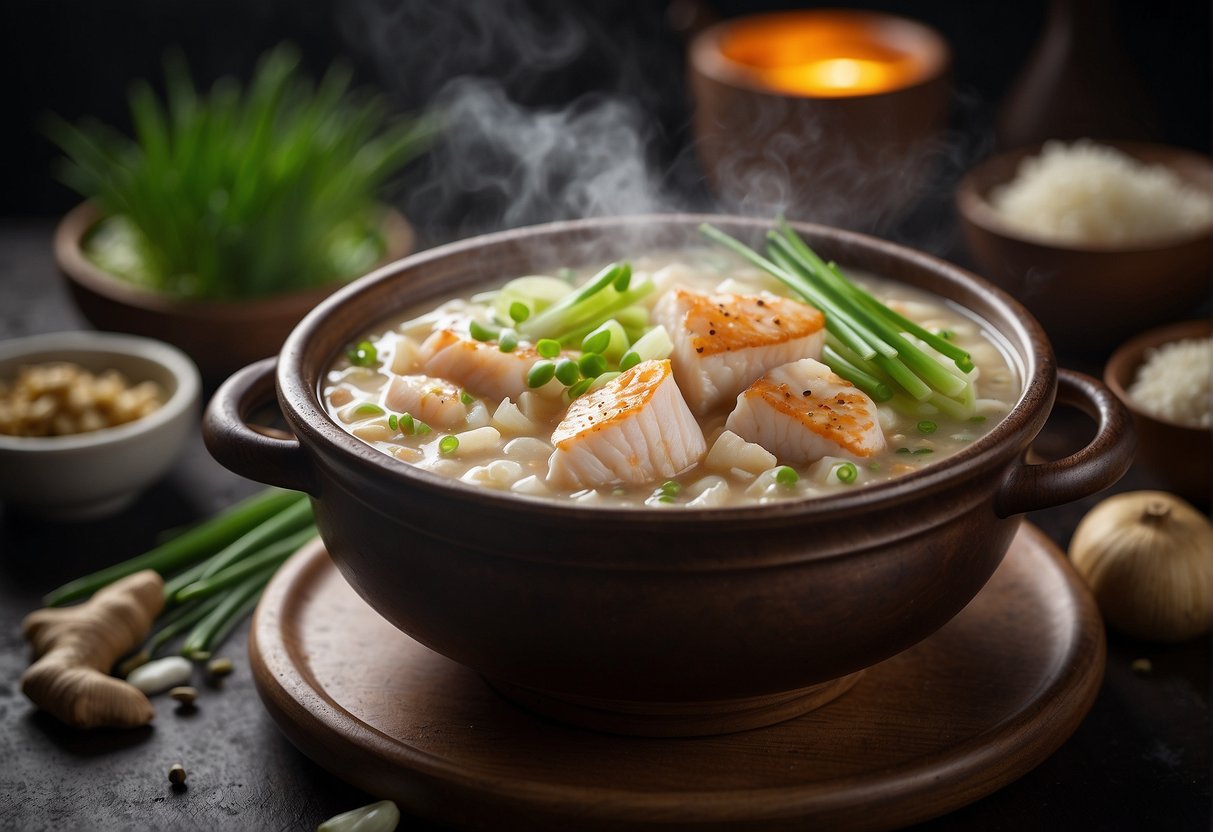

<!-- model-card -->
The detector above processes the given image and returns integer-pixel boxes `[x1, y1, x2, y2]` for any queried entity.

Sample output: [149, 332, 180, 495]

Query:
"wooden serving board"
[250, 524, 1104, 832]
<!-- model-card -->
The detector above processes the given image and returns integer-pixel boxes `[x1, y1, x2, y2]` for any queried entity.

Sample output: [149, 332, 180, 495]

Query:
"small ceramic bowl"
[54, 202, 415, 381]
[956, 141, 1212, 356]
[1104, 319, 1211, 506]
[0, 331, 201, 520]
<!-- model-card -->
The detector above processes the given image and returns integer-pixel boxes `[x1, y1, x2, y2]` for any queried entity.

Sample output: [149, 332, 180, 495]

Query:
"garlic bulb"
[1069, 491, 1212, 642]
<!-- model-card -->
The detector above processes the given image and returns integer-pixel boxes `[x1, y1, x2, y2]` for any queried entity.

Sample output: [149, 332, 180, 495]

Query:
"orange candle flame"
[719, 12, 939, 98]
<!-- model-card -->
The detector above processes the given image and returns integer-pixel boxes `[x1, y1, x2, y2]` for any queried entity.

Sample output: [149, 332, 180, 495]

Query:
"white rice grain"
[990, 139, 1212, 246]
[1128, 337, 1212, 427]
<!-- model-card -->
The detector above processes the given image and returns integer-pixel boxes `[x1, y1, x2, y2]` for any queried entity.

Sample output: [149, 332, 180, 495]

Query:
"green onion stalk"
[42, 487, 318, 664]
[699, 221, 976, 418]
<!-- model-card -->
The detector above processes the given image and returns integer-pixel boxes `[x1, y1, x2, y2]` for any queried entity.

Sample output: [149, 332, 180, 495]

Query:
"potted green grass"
[50, 44, 435, 378]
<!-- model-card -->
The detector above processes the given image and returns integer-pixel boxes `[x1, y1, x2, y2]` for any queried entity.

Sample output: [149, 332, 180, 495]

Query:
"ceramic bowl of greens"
[54, 202, 413, 381]
[48, 44, 430, 381]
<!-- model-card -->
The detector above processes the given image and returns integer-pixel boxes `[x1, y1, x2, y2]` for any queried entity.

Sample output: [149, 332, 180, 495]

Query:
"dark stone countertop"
[0, 220, 1208, 831]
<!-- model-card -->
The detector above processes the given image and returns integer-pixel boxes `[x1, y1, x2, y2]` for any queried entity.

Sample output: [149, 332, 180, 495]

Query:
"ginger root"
[22, 570, 165, 728]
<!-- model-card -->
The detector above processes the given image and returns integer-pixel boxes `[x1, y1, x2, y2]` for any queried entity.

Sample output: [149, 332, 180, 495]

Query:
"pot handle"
[203, 357, 315, 495]
[995, 369, 1134, 518]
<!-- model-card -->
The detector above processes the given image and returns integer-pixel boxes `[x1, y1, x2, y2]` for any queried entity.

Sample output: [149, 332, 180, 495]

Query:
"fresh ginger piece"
[21, 570, 165, 728]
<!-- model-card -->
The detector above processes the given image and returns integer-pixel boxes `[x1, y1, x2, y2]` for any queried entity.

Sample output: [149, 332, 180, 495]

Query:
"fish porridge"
[322, 241, 1017, 508]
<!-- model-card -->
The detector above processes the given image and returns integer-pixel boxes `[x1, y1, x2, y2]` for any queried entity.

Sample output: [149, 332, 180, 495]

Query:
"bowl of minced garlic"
[0, 361, 165, 437]
[0, 332, 200, 519]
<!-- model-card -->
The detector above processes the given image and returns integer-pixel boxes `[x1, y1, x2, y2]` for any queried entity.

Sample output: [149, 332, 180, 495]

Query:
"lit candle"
[688, 9, 951, 227]
[718, 11, 938, 98]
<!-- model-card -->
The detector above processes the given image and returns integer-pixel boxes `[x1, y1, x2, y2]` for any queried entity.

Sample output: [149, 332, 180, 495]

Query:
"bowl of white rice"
[1105, 318, 1211, 506]
[956, 140, 1212, 354]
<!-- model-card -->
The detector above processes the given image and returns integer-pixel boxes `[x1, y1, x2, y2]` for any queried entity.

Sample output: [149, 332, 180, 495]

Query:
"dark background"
[3, 0, 1210, 239]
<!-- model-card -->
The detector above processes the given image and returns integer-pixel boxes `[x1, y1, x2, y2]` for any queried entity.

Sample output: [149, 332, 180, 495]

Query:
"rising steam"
[339, 0, 976, 250]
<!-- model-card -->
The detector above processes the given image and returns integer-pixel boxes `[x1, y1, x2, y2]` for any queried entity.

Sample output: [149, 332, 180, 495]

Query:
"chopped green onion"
[489, 276, 572, 322]
[518, 262, 653, 341]
[833, 462, 858, 484]
[588, 371, 620, 391]
[581, 328, 611, 355]
[567, 378, 593, 399]
[508, 301, 530, 323]
[917, 420, 938, 434]
[469, 320, 499, 342]
[592, 319, 630, 364]
[527, 360, 556, 388]
[618, 324, 673, 370]
[415, 420, 432, 435]
[912, 447, 934, 455]
[438, 435, 459, 455]
[656, 494, 675, 504]
[347, 340, 378, 368]
[614, 306, 650, 337]
[520, 263, 625, 334]
[397, 412, 415, 434]
[353, 402, 384, 417]
[460, 390, 475, 406]
[969, 414, 987, 423]
[554, 359, 581, 386]
[775, 466, 799, 486]
[388, 414, 399, 431]
[536, 338, 562, 359]
[659, 480, 681, 496]
[578, 352, 608, 378]
[498, 329, 519, 353]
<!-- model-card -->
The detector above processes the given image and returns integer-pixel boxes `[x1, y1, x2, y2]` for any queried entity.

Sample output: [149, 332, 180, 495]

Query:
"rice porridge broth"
[323, 251, 1017, 507]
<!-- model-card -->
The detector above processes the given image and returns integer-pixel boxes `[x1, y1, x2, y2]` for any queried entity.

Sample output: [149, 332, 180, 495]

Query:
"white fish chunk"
[384, 374, 466, 429]
[547, 359, 706, 489]
[725, 358, 886, 463]
[420, 329, 545, 402]
[655, 288, 826, 415]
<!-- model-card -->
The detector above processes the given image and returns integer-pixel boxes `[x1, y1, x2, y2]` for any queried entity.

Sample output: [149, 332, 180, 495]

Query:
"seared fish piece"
[547, 359, 706, 489]
[655, 288, 826, 415]
[384, 374, 467, 429]
[725, 358, 886, 463]
[420, 329, 542, 402]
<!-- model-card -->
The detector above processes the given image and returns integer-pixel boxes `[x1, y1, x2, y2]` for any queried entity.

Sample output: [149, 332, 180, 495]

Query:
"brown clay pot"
[53, 201, 415, 382]
[956, 141, 1213, 356]
[204, 215, 1133, 737]
[1104, 318, 1211, 507]
[687, 10, 951, 229]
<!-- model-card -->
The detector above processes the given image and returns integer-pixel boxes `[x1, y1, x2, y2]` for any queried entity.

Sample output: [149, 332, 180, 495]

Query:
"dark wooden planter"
[53, 201, 414, 382]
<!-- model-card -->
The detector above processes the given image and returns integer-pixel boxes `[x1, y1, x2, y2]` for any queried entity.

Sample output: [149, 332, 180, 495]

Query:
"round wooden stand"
[250, 523, 1104, 831]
